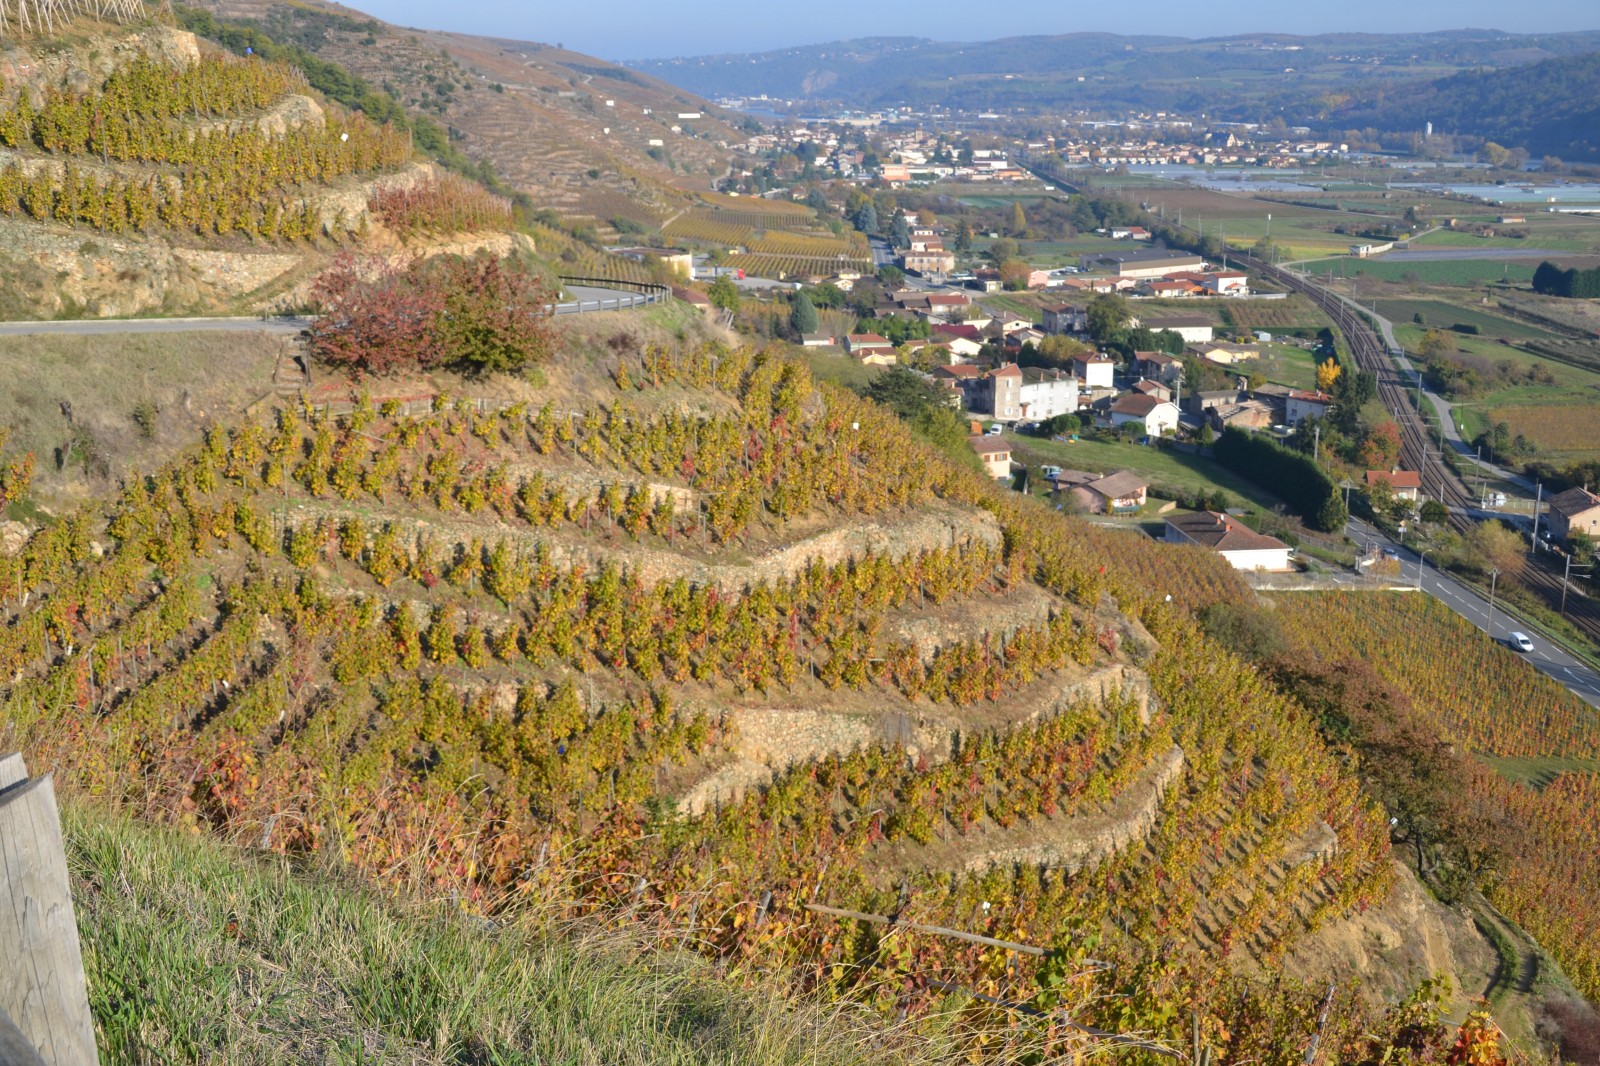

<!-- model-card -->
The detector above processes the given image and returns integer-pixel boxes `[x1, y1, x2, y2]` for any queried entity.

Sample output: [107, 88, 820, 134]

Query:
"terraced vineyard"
[0, 336, 1487, 1060]
[0, 44, 413, 241]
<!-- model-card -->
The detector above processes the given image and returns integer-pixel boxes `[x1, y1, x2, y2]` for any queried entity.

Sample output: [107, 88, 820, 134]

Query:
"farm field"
[1215, 218, 1361, 261]
[1412, 229, 1597, 253]
[1301, 258, 1541, 286]
[662, 201, 872, 277]
[1486, 405, 1600, 461]
[1375, 299, 1556, 342]
[1222, 295, 1331, 333]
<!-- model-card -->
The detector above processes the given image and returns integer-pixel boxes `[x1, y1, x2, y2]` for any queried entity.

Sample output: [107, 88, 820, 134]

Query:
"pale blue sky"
[350, 0, 1598, 60]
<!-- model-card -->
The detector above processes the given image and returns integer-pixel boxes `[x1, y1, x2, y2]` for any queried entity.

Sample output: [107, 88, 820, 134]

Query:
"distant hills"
[631, 29, 1600, 161]
[1330, 51, 1600, 162]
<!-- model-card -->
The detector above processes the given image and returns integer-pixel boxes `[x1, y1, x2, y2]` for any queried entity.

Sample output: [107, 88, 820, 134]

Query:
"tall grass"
[64, 803, 930, 1065]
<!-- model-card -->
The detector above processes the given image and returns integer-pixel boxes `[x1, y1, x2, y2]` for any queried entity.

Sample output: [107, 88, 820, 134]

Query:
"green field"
[1391, 320, 1600, 458]
[1302, 258, 1540, 286]
[1376, 299, 1555, 342]
[1007, 433, 1285, 516]
[1252, 344, 1321, 390]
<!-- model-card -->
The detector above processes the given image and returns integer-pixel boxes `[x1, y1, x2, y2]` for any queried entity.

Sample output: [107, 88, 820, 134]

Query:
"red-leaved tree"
[306, 253, 554, 377]
[306, 254, 444, 376]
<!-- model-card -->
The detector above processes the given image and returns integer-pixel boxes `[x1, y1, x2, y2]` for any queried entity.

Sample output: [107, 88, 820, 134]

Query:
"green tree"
[890, 211, 911, 248]
[862, 368, 977, 470]
[854, 202, 878, 234]
[1086, 293, 1131, 344]
[789, 291, 819, 335]
[707, 275, 740, 312]
[433, 257, 553, 375]
[1420, 499, 1449, 525]
[988, 237, 1019, 264]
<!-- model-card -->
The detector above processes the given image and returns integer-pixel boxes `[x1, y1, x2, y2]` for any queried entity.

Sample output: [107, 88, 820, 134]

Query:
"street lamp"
[1487, 567, 1501, 636]
[1416, 548, 1431, 592]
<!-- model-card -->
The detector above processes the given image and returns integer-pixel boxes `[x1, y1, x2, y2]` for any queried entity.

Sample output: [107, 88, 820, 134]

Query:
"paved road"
[1343, 517, 1600, 707]
[0, 315, 310, 337]
[553, 284, 660, 314]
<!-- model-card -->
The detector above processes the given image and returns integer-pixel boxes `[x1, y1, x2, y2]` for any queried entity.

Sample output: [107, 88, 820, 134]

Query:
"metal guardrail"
[552, 276, 671, 316]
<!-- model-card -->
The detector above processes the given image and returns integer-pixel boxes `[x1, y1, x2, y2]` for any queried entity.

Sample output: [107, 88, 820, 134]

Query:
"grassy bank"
[65, 803, 917, 1066]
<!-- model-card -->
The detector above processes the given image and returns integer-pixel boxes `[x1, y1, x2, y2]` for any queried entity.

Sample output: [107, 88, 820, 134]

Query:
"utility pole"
[1313, 424, 1321, 464]
[1416, 548, 1431, 592]
[1487, 567, 1501, 636]
[1531, 481, 1543, 548]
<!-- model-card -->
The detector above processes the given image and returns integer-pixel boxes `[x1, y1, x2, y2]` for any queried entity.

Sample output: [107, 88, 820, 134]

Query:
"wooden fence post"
[0, 754, 99, 1066]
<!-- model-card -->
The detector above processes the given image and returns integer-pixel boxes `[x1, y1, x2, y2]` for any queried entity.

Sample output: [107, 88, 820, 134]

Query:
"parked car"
[1508, 631, 1535, 653]
[985, 424, 1004, 436]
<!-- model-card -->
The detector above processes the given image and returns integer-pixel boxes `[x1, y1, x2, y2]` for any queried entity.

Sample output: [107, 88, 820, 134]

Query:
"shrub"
[307, 253, 553, 377]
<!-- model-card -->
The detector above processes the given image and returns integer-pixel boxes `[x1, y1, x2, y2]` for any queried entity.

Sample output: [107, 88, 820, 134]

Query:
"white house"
[1017, 368, 1079, 422]
[1072, 354, 1116, 390]
[1140, 315, 1215, 344]
[1164, 511, 1292, 571]
[1108, 394, 1180, 436]
[1203, 272, 1249, 296]
[1285, 389, 1333, 427]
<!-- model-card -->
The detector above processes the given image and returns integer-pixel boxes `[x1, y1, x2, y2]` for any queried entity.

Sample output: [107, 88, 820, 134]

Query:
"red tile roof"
[1365, 470, 1422, 490]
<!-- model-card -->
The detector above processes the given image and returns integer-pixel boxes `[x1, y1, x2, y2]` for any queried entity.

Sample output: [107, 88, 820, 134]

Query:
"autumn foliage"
[307, 253, 553, 376]
[369, 173, 514, 238]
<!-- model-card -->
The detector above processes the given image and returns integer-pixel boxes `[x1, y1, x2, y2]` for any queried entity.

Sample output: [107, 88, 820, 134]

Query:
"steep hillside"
[0, 314, 1533, 1060]
[179, 0, 751, 227]
[0, 20, 529, 317]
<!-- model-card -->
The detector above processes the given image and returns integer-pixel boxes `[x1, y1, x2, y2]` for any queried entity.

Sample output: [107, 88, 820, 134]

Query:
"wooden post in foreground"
[0, 753, 99, 1066]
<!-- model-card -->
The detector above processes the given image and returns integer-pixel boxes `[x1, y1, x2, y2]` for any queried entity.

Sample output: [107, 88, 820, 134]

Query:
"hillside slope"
[1331, 51, 1600, 162]
[181, 0, 751, 225]
[65, 800, 916, 1064]
[1, 307, 1535, 1060]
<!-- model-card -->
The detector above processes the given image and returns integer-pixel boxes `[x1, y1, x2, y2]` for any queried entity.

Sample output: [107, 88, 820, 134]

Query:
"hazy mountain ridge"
[629, 30, 1600, 134]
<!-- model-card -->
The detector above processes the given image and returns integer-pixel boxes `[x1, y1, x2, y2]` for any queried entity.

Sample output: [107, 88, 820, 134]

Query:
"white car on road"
[1508, 631, 1535, 653]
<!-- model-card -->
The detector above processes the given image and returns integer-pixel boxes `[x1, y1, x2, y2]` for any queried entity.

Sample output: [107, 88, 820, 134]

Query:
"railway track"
[1240, 254, 1477, 523]
[1239, 254, 1600, 648]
